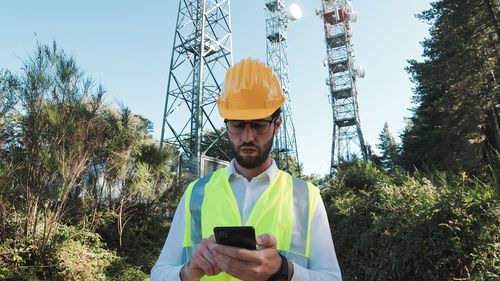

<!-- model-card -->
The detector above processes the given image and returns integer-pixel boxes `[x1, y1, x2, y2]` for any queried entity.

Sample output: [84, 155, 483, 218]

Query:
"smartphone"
[213, 226, 256, 250]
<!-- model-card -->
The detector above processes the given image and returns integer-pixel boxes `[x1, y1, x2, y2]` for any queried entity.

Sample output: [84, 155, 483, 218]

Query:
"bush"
[106, 263, 149, 281]
[53, 225, 119, 280]
[337, 160, 391, 192]
[97, 210, 171, 274]
[323, 160, 500, 280]
[54, 224, 156, 281]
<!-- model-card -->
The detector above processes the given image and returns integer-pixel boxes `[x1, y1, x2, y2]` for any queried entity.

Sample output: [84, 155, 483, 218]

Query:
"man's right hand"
[180, 235, 221, 281]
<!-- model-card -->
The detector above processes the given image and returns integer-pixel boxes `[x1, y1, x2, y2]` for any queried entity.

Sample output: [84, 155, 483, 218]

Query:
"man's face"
[226, 115, 282, 169]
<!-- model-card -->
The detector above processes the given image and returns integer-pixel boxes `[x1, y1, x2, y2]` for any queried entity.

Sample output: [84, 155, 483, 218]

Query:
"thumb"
[208, 235, 216, 242]
[256, 233, 277, 249]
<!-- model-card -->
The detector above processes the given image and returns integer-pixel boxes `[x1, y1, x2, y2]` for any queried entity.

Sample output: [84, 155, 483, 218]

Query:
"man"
[151, 58, 342, 281]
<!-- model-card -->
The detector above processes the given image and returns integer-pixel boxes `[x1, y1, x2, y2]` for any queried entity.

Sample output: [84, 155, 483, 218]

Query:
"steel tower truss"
[160, 0, 233, 177]
[320, 0, 367, 173]
[264, 0, 300, 174]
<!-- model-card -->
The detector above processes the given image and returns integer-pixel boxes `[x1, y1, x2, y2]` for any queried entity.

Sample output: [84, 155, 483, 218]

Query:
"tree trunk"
[118, 198, 124, 249]
[484, 0, 500, 44]
[490, 105, 500, 151]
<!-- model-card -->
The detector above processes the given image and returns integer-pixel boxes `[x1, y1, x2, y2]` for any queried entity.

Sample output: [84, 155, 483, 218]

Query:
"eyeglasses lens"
[227, 120, 271, 134]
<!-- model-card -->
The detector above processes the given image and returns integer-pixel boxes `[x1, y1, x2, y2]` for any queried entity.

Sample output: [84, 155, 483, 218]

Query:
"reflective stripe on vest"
[182, 169, 315, 270]
[189, 173, 213, 245]
[290, 176, 309, 257]
[181, 173, 213, 263]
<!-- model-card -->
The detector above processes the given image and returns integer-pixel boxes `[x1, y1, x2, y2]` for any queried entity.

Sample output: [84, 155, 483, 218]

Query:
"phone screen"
[213, 226, 256, 250]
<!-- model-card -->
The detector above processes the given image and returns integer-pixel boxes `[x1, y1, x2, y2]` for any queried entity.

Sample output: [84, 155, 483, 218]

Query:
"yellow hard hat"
[217, 58, 285, 120]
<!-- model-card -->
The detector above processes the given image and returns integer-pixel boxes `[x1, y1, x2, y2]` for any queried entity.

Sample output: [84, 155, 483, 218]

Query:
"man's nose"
[241, 124, 255, 142]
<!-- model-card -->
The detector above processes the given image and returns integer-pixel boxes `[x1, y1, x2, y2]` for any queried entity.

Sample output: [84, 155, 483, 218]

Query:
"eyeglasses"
[224, 116, 277, 135]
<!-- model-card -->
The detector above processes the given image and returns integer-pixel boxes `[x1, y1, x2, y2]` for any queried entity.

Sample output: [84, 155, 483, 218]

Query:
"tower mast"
[319, 0, 367, 173]
[265, 0, 301, 175]
[160, 0, 233, 178]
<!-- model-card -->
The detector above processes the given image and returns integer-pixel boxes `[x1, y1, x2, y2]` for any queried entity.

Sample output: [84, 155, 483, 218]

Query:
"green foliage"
[107, 264, 149, 281]
[0, 221, 155, 280]
[272, 152, 303, 177]
[336, 160, 390, 192]
[202, 128, 234, 161]
[0, 42, 183, 279]
[0, 69, 18, 150]
[402, 0, 500, 176]
[97, 212, 171, 274]
[323, 160, 500, 280]
[0, 212, 37, 280]
[301, 173, 329, 189]
[376, 122, 399, 172]
[53, 225, 119, 280]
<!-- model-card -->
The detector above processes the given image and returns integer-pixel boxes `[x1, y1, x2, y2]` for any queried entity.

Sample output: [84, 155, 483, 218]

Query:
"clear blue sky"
[0, 0, 431, 176]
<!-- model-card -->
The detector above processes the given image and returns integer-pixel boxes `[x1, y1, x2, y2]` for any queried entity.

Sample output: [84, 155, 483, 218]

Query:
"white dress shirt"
[150, 159, 342, 281]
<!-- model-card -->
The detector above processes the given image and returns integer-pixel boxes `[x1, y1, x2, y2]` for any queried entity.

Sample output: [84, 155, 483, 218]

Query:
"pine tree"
[402, 0, 500, 175]
[376, 122, 399, 172]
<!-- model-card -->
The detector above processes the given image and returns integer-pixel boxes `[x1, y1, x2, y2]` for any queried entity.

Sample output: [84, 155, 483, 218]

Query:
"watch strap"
[267, 252, 288, 281]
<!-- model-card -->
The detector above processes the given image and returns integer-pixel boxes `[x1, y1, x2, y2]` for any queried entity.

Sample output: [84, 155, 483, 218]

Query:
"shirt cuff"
[290, 261, 308, 281]
[174, 264, 183, 281]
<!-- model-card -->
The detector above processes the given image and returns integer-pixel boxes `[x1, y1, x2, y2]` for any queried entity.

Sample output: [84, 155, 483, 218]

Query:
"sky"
[0, 0, 432, 176]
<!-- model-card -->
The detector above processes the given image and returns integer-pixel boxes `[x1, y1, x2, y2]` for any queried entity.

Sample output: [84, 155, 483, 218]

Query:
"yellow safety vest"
[181, 167, 320, 281]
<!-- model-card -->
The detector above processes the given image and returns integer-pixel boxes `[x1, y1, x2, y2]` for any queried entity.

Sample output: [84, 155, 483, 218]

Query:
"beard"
[229, 136, 274, 169]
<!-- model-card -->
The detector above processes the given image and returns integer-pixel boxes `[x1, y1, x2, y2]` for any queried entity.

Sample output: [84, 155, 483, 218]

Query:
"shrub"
[323, 160, 500, 280]
[97, 209, 171, 274]
[53, 225, 119, 280]
[106, 263, 149, 281]
[53, 224, 154, 280]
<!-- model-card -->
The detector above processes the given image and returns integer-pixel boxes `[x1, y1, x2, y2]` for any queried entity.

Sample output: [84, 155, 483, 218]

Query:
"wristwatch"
[267, 252, 288, 281]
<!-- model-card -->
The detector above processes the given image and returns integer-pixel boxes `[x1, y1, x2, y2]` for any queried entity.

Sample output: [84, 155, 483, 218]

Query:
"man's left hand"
[209, 233, 282, 281]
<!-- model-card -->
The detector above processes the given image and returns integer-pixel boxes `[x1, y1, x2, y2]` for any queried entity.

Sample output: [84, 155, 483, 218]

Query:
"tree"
[100, 106, 175, 248]
[0, 42, 183, 278]
[4, 42, 109, 257]
[376, 122, 399, 172]
[402, 0, 500, 176]
[202, 128, 234, 160]
[0, 69, 18, 150]
[271, 151, 303, 177]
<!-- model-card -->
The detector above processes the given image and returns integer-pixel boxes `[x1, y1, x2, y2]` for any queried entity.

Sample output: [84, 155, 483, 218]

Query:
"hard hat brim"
[218, 102, 283, 120]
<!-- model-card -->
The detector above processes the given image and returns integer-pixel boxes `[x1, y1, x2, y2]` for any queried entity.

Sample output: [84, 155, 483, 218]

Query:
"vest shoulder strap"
[189, 172, 214, 245]
[290, 176, 310, 256]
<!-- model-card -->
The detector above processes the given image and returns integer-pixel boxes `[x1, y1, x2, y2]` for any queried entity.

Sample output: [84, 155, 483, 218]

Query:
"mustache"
[238, 142, 259, 150]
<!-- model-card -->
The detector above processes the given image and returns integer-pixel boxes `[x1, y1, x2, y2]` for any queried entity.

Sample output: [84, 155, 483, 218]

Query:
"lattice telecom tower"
[160, 0, 233, 178]
[264, 0, 301, 174]
[318, 0, 367, 173]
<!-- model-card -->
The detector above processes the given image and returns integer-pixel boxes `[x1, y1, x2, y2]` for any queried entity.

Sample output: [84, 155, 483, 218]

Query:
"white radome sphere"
[287, 4, 303, 21]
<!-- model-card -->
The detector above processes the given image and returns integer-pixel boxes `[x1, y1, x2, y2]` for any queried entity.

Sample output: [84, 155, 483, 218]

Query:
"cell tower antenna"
[319, 0, 367, 174]
[160, 0, 233, 178]
[265, 0, 302, 175]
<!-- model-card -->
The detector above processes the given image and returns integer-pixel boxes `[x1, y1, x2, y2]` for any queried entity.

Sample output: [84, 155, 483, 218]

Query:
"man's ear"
[274, 115, 282, 135]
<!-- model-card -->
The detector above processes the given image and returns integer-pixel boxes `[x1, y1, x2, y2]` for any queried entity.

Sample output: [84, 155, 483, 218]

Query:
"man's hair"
[271, 107, 282, 119]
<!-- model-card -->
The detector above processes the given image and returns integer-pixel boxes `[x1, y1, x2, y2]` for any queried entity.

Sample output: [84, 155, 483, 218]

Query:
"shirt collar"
[227, 158, 279, 182]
